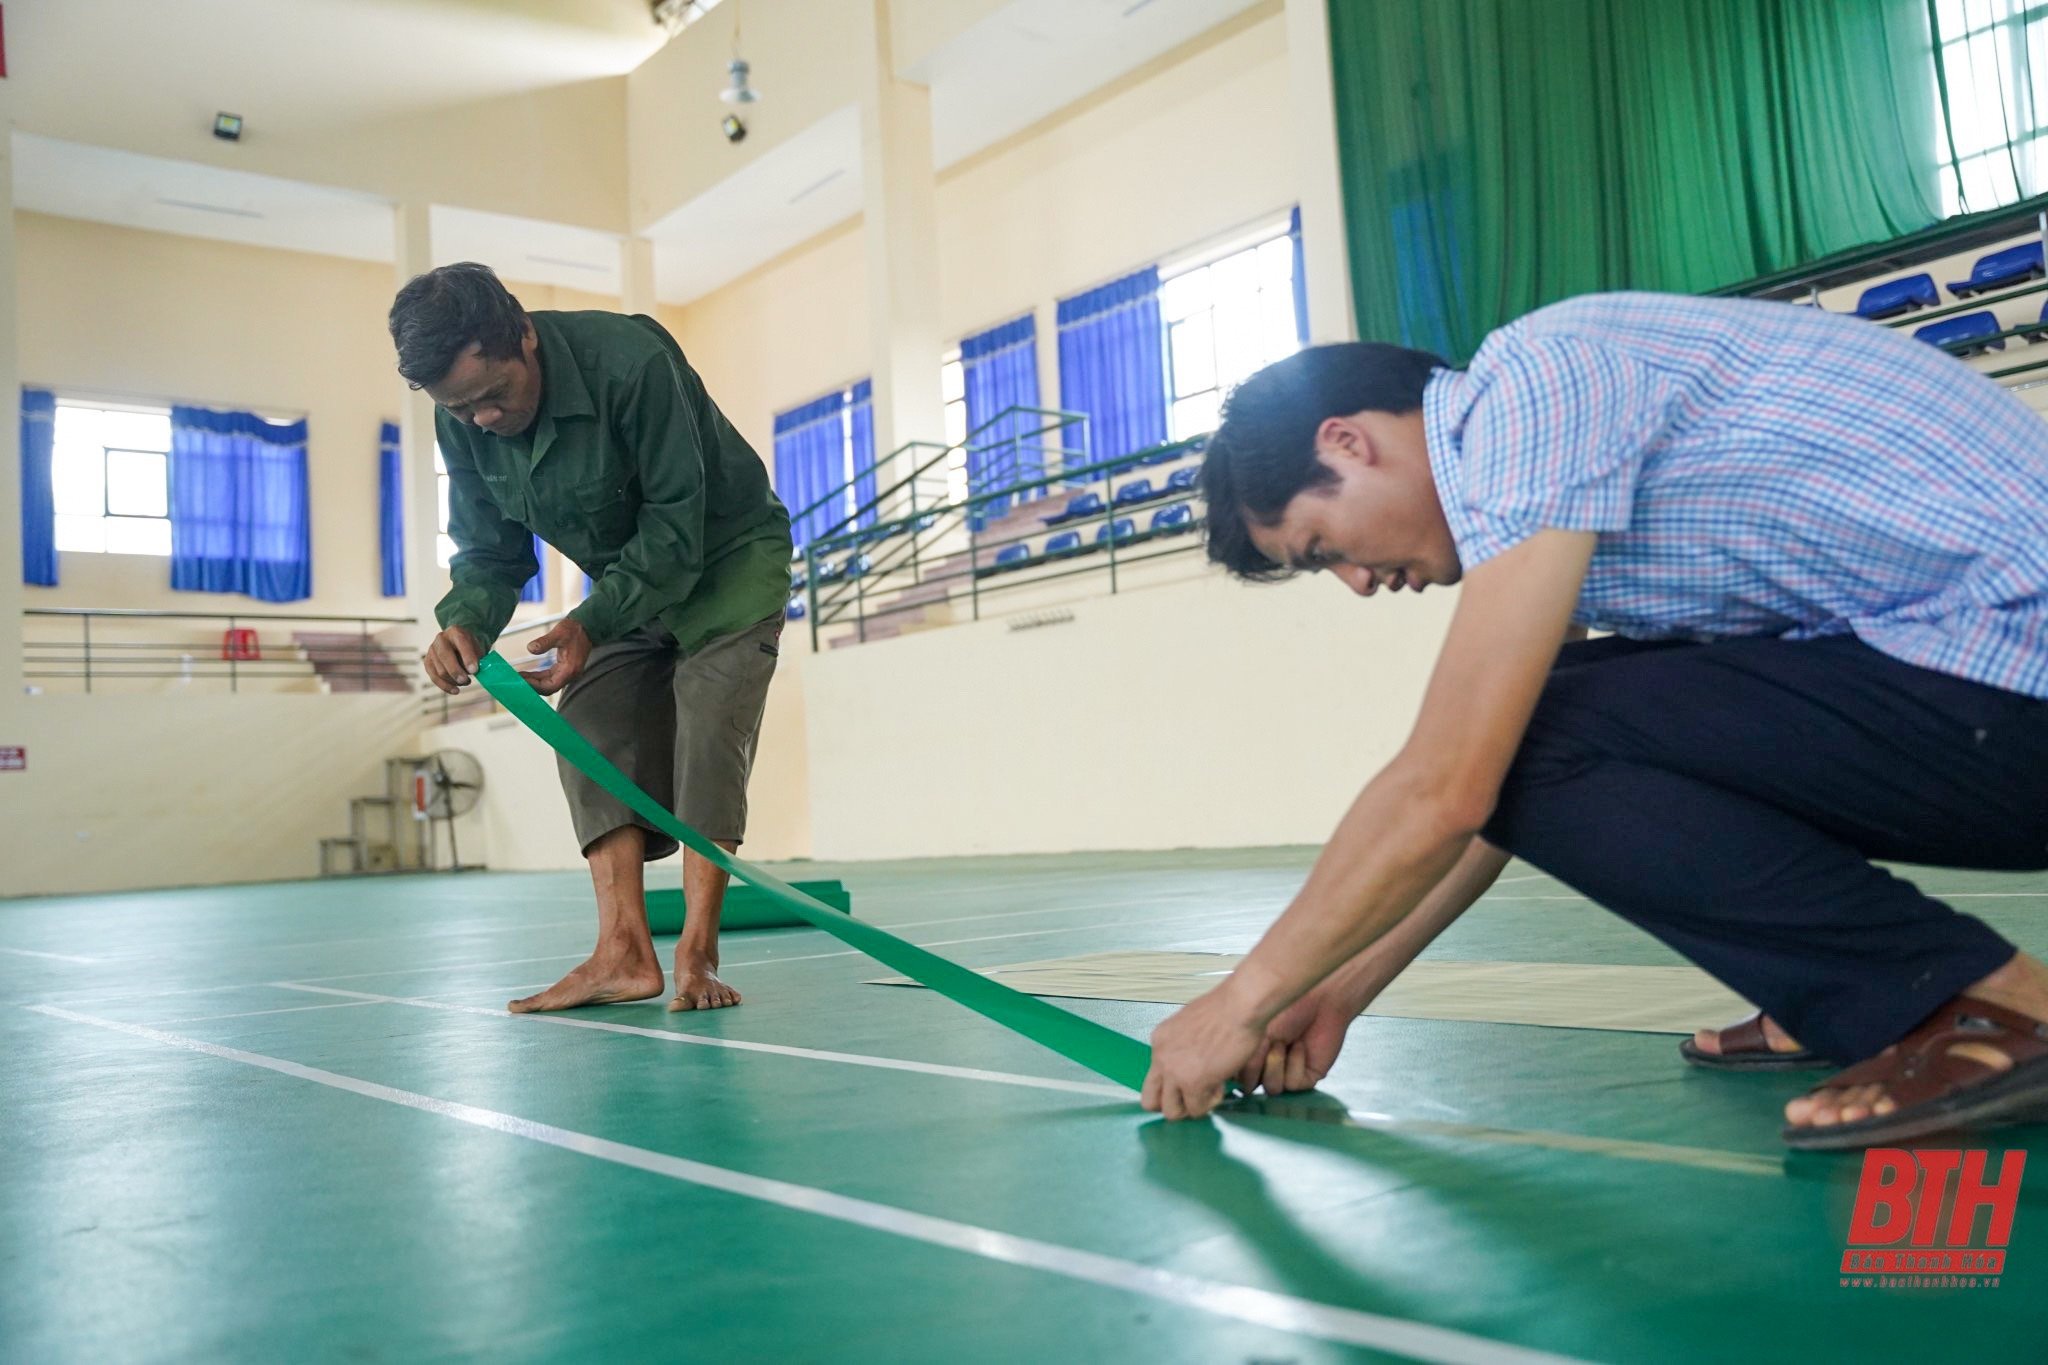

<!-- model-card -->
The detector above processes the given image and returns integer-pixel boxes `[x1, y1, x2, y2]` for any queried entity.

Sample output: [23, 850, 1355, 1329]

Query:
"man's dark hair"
[388, 262, 529, 388]
[1199, 342, 1448, 581]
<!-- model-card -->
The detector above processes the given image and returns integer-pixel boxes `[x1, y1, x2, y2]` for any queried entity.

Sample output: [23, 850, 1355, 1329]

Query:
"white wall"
[802, 571, 1456, 860]
[2, 692, 419, 896]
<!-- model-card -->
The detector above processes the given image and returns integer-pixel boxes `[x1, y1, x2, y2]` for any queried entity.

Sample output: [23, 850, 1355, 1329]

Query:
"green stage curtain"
[1328, 0, 1944, 359]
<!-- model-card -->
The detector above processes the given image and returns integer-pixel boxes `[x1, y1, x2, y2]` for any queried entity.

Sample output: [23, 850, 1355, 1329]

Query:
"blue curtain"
[1289, 206, 1310, 344]
[521, 534, 547, 603]
[1056, 268, 1168, 471]
[377, 422, 404, 598]
[774, 389, 849, 551]
[21, 389, 56, 587]
[168, 406, 312, 602]
[963, 314, 1043, 522]
[849, 379, 877, 530]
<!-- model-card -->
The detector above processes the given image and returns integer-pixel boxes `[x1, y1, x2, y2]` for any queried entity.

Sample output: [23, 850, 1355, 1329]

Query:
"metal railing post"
[1103, 458, 1120, 596]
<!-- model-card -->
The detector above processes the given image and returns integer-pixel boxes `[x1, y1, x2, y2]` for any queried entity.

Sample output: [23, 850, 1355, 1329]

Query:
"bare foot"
[668, 953, 742, 1012]
[1690, 1012, 1805, 1057]
[508, 948, 664, 1013]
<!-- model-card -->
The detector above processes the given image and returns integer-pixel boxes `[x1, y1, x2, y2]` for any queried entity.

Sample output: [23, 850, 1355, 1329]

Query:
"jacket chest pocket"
[573, 476, 638, 542]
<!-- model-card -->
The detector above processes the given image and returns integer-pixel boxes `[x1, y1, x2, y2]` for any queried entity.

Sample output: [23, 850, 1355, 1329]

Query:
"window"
[52, 402, 173, 556]
[1931, 0, 2048, 214]
[434, 446, 457, 567]
[940, 350, 969, 503]
[1160, 225, 1301, 442]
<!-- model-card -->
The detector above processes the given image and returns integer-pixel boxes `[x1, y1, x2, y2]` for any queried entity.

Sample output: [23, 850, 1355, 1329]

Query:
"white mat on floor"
[869, 951, 1753, 1034]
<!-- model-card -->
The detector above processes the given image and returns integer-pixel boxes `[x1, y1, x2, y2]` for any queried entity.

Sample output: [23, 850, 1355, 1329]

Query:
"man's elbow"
[1389, 759, 1498, 845]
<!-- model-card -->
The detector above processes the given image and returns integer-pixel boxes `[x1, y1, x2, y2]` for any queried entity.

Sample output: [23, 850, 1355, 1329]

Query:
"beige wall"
[1, 691, 420, 896]
[803, 573, 1455, 860]
[662, 10, 1293, 456]
[627, 0, 867, 231]
[17, 211, 627, 623]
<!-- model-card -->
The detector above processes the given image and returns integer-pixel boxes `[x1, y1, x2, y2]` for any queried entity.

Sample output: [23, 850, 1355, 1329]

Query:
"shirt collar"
[531, 312, 594, 422]
[1421, 364, 1484, 566]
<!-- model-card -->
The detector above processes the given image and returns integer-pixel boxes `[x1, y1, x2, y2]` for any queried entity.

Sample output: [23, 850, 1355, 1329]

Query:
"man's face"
[1246, 409, 1463, 598]
[423, 326, 542, 438]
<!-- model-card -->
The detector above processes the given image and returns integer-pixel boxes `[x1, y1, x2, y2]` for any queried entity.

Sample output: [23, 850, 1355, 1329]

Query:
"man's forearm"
[1317, 837, 1512, 1013]
[1225, 763, 1477, 1028]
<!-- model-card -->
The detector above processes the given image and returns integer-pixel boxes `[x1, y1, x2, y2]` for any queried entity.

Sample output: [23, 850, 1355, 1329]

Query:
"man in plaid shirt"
[1143, 292, 2048, 1149]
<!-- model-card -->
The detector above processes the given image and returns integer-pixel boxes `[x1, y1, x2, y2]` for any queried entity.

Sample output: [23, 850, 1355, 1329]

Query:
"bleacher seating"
[1948, 242, 2045, 298]
[1856, 273, 1939, 319]
[843, 552, 874, 580]
[989, 543, 1033, 571]
[1044, 530, 1084, 557]
[785, 596, 807, 621]
[1097, 517, 1136, 546]
[1044, 491, 1104, 525]
[1113, 478, 1159, 508]
[1166, 466, 1198, 493]
[1148, 504, 1195, 536]
[1914, 311, 2006, 356]
[2022, 297, 2048, 344]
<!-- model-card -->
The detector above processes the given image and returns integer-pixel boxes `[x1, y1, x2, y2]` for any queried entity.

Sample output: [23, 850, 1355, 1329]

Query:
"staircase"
[820, 488, 1084, 648]
[294, 631, 410, 693]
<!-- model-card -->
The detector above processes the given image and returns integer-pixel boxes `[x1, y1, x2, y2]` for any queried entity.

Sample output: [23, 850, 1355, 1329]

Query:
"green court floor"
[6, 849, 2046, 1363]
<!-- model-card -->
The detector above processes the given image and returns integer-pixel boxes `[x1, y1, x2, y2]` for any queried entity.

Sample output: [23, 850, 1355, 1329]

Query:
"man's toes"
[1691, 1027, 1722, 1055]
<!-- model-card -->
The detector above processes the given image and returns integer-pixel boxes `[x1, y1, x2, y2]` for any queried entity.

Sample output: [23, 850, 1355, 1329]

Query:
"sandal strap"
[1805, 995, 2048, 1112]
[1713, 1013, 1770, 1055]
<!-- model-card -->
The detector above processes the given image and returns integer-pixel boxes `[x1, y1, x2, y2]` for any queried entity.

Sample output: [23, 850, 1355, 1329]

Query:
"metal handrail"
[1715, 193, 2048, 302]
[802, 432, 1209, 647]
[22, 608, 420, 695]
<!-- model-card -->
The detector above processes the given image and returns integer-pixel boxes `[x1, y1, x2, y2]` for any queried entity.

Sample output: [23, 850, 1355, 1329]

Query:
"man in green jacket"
[390, 262, 793, 1015]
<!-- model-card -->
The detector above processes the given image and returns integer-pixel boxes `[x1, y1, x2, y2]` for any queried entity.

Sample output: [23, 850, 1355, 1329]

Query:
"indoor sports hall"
[5, 3, 2046, 1362]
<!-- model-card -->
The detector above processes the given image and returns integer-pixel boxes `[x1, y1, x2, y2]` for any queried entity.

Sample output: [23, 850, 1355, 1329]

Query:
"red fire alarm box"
[221, 627, 261, 661]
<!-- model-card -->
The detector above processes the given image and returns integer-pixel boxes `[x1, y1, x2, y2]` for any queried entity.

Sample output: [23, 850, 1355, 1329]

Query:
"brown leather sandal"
[1679, 1012, 1830, 1071]
[1782, 996, 2048, 1151]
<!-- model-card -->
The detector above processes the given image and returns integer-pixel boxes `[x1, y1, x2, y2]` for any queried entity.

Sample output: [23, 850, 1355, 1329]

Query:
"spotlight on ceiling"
[213, 112, 244, 142]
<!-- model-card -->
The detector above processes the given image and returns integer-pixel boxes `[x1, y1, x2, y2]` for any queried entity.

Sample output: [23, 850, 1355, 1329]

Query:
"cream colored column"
[394, 201, 444, 649]
[1286, 0, 1357, 343]
[620, 235, 657, 317]
[0, 78, 25, 720]
[858, 0, 945, 498]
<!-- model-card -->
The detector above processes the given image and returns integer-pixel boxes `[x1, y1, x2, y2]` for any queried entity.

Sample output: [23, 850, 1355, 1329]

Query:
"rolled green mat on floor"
[476, 653, 1154, 1092]
[645, 880, 852, 934]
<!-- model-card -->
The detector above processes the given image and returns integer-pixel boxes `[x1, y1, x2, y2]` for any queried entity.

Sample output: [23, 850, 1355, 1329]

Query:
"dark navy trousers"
[1480, 634, 2048, 1064]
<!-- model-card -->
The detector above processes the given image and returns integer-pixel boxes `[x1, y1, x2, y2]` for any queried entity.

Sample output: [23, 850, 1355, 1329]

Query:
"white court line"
[271, 984, 1783, 1181]
[0, 946, 102, 964]
[272, 984, 1125, 1098]
[151, 999, 388, 1026]
[27, 1004, 1591, 1365]
[281, 904, 1269, 988]
[1490, 874, 1552, 886]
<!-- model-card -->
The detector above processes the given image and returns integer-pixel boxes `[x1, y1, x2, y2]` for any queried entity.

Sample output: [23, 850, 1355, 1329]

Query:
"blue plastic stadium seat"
[2022, 297, 2048, 344]
[1855, 273, 1939, 319]
[1149, 504, 1195, 536]
[815, 558, 846, 585]
[1113, 478, 1158, 507]
[789, 567, 807, 591]
[1913, 311, 2006, 356]
[1097, 517, 1136, 546]
[992, 543, 1032, 569]
[1948, 242, 2045, 298]
[1043, 491, 1104, 525]
[842, 552, 873, 580]
[1044, 530, 1084, 557]
[785, 597, 807, 621]
[1166, 466, 1199, 493]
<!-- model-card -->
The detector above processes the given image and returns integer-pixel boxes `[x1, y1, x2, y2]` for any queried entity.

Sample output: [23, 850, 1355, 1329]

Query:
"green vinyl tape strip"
[476, 653, 1154, 1092]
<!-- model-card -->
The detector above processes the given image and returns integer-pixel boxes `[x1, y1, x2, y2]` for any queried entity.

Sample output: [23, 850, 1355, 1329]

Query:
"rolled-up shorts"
[554, 613, 782, 858]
